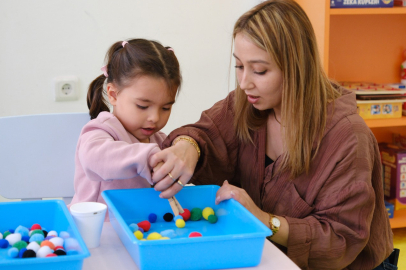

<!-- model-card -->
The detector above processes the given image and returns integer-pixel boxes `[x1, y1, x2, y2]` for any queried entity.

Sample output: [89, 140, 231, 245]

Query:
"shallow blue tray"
[102, 185, 271, 270]
[0, 200, 90, 270]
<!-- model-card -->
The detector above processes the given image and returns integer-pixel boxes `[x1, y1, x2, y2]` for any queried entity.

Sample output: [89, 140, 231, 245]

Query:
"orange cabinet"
[295, 0, 406, 228]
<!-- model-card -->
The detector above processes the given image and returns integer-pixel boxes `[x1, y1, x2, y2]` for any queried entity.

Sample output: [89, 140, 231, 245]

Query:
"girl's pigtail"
[87, 74, 110, 120]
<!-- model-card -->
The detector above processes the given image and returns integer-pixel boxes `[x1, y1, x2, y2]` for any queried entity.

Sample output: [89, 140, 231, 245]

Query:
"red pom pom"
[179, 209, 191, 221]
[46, 253, 57, 257]
[54, 246, 64, 251]
[137, 220, 151, 232]
[189, 232, 202, 238]
[31, 224, 41, 231]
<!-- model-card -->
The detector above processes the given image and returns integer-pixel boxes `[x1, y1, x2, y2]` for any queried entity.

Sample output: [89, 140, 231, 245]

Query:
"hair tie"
[122, 41, 128, 47]
[101, 65, 108, 77]
[167, 47, 174, 52]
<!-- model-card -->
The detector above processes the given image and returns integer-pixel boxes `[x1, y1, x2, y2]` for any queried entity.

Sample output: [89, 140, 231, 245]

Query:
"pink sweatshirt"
[70, 112, 165, 211]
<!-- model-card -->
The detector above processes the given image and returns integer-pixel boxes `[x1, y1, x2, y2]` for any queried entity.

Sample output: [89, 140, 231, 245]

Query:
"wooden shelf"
[365, 116, 406, 128]
[330, 7, 406, 15]
[390, 209, 406, 229]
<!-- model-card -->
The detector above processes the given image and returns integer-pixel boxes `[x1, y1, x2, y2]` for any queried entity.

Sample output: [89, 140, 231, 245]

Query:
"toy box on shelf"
[379, 141, 406, 211]
[395, 0, 406, 7]
[385, 201, 395, 218]
[330, 0, 394, 8]
[339, 82, 406, 120]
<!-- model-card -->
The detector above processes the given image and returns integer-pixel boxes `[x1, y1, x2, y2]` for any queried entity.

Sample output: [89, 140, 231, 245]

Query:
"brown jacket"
[163, 89, 393, 269]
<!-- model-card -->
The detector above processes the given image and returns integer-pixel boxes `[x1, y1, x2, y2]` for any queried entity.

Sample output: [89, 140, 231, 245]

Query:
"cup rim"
[70, 202, 107, 216]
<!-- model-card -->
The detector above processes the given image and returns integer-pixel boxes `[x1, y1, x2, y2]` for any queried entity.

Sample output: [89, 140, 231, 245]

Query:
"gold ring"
[168, 172, 176, 182]
[177, 180, 184, 187]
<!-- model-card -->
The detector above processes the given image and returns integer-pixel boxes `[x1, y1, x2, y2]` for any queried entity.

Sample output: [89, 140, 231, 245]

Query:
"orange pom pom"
[40, 240, 55, 250]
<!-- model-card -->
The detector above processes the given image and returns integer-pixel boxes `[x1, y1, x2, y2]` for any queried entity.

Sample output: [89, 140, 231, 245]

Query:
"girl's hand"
[215, 180, 269, 225]
[149, 140, 199, 198]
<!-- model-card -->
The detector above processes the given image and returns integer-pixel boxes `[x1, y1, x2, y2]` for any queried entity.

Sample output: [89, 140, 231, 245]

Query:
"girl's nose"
[148, 110, 159, 123]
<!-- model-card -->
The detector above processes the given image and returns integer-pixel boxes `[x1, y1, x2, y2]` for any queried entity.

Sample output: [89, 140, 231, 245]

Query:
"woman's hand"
[150, 140, 199, 198]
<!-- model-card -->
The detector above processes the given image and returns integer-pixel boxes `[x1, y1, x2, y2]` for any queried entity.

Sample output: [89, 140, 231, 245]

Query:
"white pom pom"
[27, 241, 41, 252]
[5, 233, 22, 246]
[47, 230, 58, 237]
[37, 246, 53, 258]
[49, 237, 64, 248]
[0, 232, 3, 240]
[64, 238, 80, 251]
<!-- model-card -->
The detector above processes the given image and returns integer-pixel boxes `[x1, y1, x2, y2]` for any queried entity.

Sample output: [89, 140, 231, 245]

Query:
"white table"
[83, 222, 300, 270]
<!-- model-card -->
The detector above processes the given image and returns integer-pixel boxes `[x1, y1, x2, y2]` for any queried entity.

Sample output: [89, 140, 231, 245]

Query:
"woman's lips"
[247, 95, 260, 104]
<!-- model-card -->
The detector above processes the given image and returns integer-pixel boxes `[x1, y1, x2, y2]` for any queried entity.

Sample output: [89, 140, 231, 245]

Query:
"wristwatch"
[268, 214, 280, 237]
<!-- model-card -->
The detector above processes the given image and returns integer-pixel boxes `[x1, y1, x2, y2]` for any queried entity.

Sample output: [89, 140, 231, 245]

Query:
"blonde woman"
[150, 0, 394, 269]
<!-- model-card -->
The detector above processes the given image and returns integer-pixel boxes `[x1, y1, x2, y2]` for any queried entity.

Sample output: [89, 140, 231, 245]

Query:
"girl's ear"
[106, 83, 118, 106]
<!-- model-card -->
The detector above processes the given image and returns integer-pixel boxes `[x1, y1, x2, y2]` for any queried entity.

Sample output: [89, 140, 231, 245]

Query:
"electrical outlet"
[54, 76, 79, 102]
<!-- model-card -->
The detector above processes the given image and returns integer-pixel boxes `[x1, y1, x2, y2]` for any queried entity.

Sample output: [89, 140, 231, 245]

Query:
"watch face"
[272, 217, 281, 227]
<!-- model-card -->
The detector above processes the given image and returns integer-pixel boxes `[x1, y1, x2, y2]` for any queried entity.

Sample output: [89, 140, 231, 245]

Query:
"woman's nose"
[238, 71, 254, 90]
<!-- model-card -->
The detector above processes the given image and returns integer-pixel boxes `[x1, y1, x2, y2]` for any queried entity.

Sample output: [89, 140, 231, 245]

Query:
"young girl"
[69, 38, 182, 210]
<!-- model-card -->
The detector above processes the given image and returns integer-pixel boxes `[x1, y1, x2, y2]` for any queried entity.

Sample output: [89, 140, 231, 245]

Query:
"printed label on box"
[331, 0, 394, 7]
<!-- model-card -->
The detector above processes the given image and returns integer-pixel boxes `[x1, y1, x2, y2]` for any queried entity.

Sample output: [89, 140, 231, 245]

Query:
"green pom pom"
[208, 214, 218, 224]
[12, 241, 28, 251]
[190, 208, 202, 221]
[30, 229, 44, 237]
[3, 231, 11, 238]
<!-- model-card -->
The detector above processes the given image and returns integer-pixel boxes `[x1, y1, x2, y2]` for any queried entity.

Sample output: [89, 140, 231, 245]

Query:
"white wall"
[0, 0, 260, 134]
[0, 0, 261, 202]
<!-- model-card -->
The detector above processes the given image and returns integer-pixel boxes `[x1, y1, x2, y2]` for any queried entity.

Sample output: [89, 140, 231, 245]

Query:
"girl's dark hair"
[87, 39, 182, 119]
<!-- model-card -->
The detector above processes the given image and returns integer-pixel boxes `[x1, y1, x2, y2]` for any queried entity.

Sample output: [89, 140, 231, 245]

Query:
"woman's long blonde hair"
[233, 0, 341, 178]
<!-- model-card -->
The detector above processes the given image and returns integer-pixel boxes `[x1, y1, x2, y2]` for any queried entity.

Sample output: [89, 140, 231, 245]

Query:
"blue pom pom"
[18, 248, 27, 258]
[128, 223, 139, 232]
[148, 213, 157, 223]
[138, 227, 144, 233]
[15, 226, 29, 237]
[7, 247, 18, 258]
[0, 239, 9, 248]
[59, 231, 70, 239]
[8, 229, 15, 234]
[29, 234, 44, 243]
[174, 215, 184, 221]
[160, 229, 176, 238]
[22, 236, 30, 243]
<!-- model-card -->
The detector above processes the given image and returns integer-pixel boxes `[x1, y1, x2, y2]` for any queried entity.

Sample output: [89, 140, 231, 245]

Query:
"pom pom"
[148, 213, 158, 223]
[37, 246, 54, 258]
[18, 247, 27, 258]
[15, 226, 29, 237]
[30, 224, 41, 231]
[47, 230, 58, 237]
[146, 232, 162, 240]
[29, 233, 44, 244]
[30, 229, 44, 237]
[190, 208, 202, 221]
[0, 232, 2, 239]
[163, 213, 174, 222]
[189, 232, 202, 238]
[0, 239, 9, 248]
[160, 229, 176, 238]
[22, 249, 37, 258]
[138, 227, 144, 233]
[54, 249, 67, 256]
[42, 230, 48, 238]
[22, 235, 30, 243]
[49, 237, 64, 248]
[128, 223, 139, 232]
[59, 231, 70, 239]
[9, 229, 15, 233]
[64, 238, 80, 251]
[175, 219, 185, 228]
[12, 240, 28, 251]
[137, 220, 151, 232]
[134, 230, 143, 240]
[208, 214, 218, 224]
[3, 231, 11, 238]
[7, 247, 19, 258]
[45, 236, 55, 240]
[54, 245, 64, 251]
[174, 215, 184, 221]
[202, 207, 215, 220]
[46, 253, 57, 257]
[6, 233, 22, 246]
[27, 241, 41, 252]
[41, 240, 55, 250]
[179, 209, 191, 221]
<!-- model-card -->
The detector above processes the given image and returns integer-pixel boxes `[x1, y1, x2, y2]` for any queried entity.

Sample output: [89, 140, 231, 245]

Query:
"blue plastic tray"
[102, 185, 271, 270]
[0, 200, 90, 270]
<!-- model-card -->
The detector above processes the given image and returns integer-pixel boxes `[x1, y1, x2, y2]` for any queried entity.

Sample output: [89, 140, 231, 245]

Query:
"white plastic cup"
[70, 202, 107, 249]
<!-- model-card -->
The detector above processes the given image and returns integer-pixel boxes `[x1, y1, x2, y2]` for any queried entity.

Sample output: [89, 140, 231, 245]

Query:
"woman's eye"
[163, 107, 172, 111]
[234, 65, 243, 70]
[137, 105, 148, 110]
[254, 70, 267, 75]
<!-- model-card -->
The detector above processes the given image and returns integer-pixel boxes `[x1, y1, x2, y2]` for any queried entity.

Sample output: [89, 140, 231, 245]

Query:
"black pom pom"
[22, 249, 36, 258]
[163, 213, 174, 222]
[42, 230, 48, 237]
[54, 249, 67, 256]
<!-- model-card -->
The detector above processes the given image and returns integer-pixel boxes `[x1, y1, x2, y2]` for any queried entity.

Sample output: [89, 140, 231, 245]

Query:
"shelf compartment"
[330, 7, 406, 15]
[390, 209, 406, 229]
[365, 116, 406, 128]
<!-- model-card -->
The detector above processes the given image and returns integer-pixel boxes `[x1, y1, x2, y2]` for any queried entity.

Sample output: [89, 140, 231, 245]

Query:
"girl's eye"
[137, 105, 148, 110]
[254, 70, 267, 75]
[234, 65, 243, 70]
[163, 107, 171, 111]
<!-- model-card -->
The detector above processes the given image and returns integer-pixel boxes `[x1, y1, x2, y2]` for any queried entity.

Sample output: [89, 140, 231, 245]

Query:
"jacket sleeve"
[163, 92, 240, 186]
[78, 127, 160, 184]
[285, 119, 379, 269]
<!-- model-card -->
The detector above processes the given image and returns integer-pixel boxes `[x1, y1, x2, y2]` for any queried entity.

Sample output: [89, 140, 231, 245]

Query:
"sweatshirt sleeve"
[78, 127, 160, 184]
[163, 92, 240, 186]
[285, 119, 379, 269]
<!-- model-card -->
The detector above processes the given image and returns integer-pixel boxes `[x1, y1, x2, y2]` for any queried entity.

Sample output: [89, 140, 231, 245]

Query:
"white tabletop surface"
[83, 222, 299, 270]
